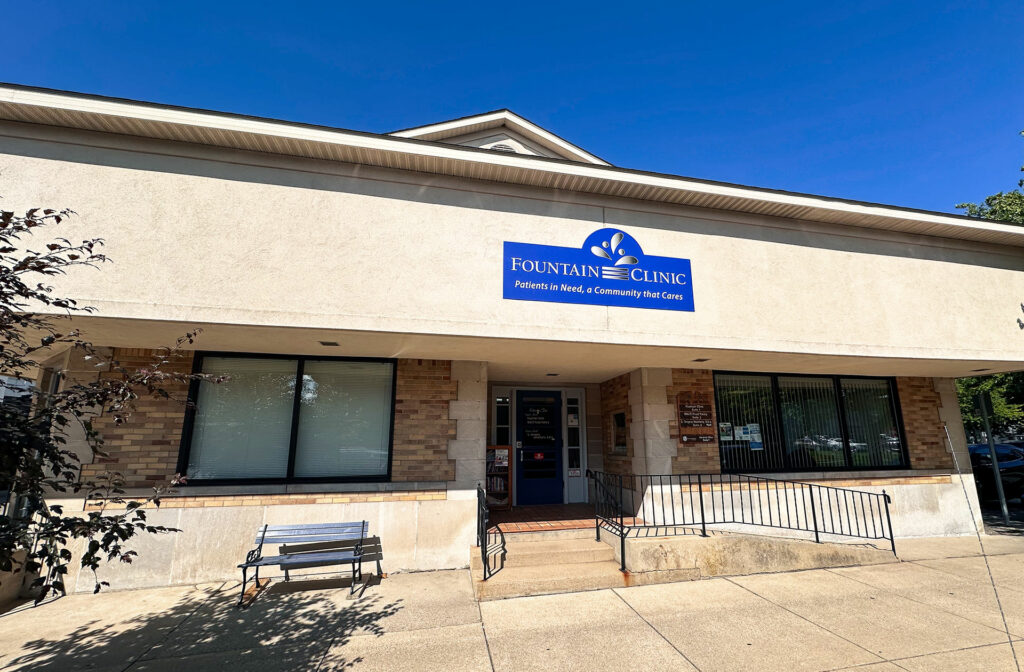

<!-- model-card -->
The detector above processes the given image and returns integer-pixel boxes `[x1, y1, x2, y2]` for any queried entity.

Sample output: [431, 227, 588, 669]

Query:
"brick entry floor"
[490, 503, 598, 533]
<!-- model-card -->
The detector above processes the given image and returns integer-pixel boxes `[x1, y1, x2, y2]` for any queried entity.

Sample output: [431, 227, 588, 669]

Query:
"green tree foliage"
[955, 130, 1024, 437]
[957, 189, 1024, 224]
[956, 130, 1024, 225]
[0, 206, 220, 601]
[956, 375, 1023, 438]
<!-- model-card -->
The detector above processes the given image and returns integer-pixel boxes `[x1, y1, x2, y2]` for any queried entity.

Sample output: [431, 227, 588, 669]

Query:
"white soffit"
[2, 84, 1024, 249]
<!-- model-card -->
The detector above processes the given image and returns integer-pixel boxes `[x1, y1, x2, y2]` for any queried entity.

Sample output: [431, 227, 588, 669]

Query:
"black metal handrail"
[590, 469, 627, 570]
[587, 470, 896, 564]
[476, 484, 506, 580]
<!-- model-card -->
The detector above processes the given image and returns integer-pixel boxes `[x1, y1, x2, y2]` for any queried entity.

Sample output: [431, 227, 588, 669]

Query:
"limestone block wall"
[629, 368, 677, 475]
[935, 377, 972, 472]
[447, 361, 488, 493]
[584, 383, 604, 474]
[600, 368, 679, 476]
[64, 495, 476, 593]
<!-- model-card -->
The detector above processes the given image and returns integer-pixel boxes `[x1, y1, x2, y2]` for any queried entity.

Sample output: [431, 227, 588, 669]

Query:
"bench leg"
[350, 562, 357, 595]
[238, 567, 248, 608]
[284, 569, 290, 582]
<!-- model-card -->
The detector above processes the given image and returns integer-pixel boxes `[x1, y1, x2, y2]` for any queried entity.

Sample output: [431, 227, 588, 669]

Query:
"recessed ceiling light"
[546, 373, 559, 377]
[319, 341, 339, 347]
[970, 368, 990, 373]
[692, 358, 710, 362]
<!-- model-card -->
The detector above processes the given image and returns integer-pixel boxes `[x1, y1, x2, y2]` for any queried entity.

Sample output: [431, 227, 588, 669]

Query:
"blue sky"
[3, 1, 1022, 213]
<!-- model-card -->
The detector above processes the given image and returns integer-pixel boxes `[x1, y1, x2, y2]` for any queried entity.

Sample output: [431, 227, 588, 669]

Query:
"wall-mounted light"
[546, 373, 559, 377]
[970, 368, 991, 373]
[692, 358, 710, 362]
[319, 341, 340, 347]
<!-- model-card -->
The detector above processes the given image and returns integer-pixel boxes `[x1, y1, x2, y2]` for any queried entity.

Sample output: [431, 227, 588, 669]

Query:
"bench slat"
[263, 527, 365, 537]
[240, 549, 360, 568]
[262, 533, 365, 545]
[264, 522, 365, 532]
[254, 521, 367, 544]
[262, 526, 365, 534]
[262, 528, 366, 536]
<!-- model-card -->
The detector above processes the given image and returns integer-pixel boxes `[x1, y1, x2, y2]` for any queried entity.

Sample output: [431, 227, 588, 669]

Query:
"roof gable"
[389, 109, 610, 166]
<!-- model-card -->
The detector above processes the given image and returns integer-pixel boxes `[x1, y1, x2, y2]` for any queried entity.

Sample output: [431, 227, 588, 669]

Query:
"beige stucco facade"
[0, 86, 1020, 594]
[1, 122, 1022, 380]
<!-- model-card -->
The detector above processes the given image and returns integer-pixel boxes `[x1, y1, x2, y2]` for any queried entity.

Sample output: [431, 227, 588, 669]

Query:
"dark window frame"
[610, 410, 628, 455]
[176, 351, 398, 485]
[713, 370, 909, 474]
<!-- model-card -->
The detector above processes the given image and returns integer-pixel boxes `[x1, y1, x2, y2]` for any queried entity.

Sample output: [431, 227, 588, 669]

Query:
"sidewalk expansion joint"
[120, 581, 228, 672]
[610, 588, 702, 671]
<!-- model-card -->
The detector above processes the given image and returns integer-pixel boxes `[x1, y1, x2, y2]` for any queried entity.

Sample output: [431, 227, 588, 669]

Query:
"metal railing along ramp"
[588, 470, 896, 572]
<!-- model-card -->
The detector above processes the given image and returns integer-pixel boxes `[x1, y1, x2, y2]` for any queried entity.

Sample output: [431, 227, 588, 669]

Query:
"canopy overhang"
[49, 316, 1024, 381]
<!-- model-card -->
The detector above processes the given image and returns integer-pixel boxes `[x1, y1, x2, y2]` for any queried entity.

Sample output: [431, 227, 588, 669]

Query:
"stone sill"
[128, 481, 449, 499]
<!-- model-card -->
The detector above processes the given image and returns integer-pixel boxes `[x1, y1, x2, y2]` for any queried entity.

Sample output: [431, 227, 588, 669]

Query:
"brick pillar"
[668, 369, 721, 473]
[897, 377, 954, 470]
[447, 361, 488, 494]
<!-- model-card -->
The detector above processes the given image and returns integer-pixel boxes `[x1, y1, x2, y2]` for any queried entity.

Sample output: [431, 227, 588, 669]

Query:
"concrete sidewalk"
[1, 535, 1022, 671]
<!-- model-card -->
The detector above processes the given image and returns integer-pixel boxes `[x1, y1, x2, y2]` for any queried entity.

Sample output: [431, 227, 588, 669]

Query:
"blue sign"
[503, 228, 694, 312]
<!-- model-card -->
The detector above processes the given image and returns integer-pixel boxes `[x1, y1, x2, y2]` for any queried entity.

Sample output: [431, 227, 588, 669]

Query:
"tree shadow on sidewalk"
[982, 499, 1024, 536]
[2, 578, 402, 671]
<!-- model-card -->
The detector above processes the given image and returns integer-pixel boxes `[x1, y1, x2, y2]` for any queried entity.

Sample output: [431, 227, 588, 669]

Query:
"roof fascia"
[2, 85, 1023, 247]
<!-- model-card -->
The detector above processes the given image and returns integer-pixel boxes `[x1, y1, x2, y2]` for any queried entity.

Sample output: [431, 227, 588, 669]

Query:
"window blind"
[187, 357, 296, 479]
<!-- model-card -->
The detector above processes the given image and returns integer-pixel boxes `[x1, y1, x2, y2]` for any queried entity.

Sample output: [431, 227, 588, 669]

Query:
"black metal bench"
[237, 521, 368, 606]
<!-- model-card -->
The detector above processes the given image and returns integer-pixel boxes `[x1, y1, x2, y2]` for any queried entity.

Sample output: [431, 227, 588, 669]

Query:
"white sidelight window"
[182, 354, 395, 482]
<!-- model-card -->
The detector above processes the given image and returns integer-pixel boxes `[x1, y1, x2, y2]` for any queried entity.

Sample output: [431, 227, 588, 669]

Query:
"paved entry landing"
[489, 504, 644, 534]
[490, 504, 597, 533]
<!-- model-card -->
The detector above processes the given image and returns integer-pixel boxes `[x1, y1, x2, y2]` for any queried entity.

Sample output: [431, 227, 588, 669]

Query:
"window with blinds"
[713, 372, 906, 473]
[183, 354, 395, 482]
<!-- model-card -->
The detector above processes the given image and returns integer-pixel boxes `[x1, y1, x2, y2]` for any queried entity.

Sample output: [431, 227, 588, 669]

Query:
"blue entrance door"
[515, 390, 563, 505]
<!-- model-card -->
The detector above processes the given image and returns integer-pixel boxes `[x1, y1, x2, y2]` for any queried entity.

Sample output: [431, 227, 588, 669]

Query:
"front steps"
[472, 530, 626, 601]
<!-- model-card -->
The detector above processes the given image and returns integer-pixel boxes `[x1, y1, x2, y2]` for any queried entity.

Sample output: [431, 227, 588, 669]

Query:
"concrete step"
[472, 560, 704, 600]
[473, 560, 627, 601]
[471, 538, 615, 571]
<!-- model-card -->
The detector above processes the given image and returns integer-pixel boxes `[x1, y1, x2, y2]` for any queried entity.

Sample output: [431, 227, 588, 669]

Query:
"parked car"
[968, 444, 1024, 503]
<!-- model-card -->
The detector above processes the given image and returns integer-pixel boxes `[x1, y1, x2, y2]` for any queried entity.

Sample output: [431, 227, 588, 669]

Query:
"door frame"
[491, 385, 588, 506]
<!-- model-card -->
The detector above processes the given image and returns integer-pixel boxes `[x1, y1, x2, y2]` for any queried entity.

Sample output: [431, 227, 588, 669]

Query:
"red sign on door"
[533, 452, 545, 461]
